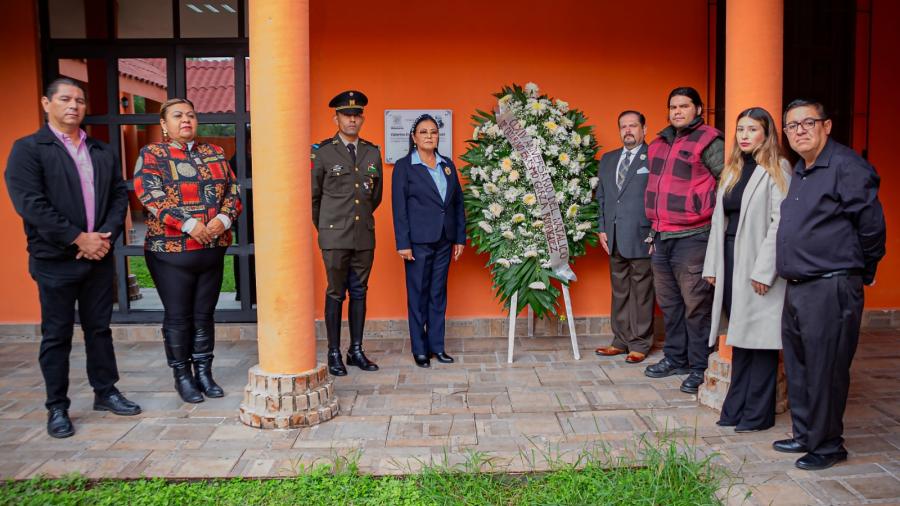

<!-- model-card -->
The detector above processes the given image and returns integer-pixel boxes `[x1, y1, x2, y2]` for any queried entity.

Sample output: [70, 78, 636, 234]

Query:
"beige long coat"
[702, 160, 792, 349]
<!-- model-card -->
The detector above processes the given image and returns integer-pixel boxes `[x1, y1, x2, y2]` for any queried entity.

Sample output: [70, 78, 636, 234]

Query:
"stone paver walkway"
[1, 328, 898, 505]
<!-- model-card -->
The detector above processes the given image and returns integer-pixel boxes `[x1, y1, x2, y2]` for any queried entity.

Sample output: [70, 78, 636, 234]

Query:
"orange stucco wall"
[863, 0, 900, 306]
[0, 2, 41, 322]
[1, 0, 897, 325]
[308, 0, 712, 319]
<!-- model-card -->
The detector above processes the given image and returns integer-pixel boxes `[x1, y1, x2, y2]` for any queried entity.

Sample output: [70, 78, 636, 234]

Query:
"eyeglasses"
[784, 118, 826, 134]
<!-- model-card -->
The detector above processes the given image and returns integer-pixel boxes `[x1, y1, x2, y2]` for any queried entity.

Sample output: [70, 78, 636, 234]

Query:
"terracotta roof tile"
[118, 58, 238, 114]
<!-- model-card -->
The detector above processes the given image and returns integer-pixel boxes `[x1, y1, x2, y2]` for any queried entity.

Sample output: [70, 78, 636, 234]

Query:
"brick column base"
[699, 350, 789, 414]
[239, 364, 339, 429]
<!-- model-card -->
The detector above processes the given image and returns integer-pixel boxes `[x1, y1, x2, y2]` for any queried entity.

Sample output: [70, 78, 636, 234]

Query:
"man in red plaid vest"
[642, 87, 724, 394]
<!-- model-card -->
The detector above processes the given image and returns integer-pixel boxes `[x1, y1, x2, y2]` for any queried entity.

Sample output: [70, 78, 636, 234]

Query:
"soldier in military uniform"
[311, 90, 382, 376]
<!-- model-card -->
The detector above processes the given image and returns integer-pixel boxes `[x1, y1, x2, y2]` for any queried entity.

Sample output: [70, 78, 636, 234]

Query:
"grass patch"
[128, 256, 235, 293]
[0, 436, 736, 505]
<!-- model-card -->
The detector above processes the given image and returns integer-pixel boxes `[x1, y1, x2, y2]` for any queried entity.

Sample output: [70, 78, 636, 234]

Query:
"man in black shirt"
[773, 99, 886, 471]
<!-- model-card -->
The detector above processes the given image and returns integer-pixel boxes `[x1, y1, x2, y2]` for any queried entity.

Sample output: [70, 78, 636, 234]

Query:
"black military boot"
[346, 298, 378, 371]
[192, 326, 224, 398]
[325, 297, 347, 376]
[163, 328, 204, 403]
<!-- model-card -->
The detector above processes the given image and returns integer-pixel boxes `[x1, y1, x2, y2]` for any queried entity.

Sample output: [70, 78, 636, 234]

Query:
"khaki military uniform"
[311, 134, 383, 301]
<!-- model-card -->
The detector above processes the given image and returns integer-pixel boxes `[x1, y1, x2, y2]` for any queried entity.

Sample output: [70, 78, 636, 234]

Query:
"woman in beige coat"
[702, 107, 791, 432]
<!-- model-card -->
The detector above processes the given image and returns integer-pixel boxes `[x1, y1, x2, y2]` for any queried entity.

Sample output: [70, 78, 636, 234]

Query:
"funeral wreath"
[460, 83, 600, 318]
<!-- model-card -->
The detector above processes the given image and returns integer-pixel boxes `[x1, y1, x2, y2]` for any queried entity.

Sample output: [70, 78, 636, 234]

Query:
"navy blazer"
[5, 124, 128, 260]
[391, 152, 466, 250]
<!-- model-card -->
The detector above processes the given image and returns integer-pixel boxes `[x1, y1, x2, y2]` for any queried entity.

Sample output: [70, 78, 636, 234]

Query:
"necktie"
[616, 150, 633, 190]
[347, 143, 357, 165]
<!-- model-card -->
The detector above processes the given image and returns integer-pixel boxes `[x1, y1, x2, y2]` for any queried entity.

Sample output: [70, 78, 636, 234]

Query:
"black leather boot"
[163, 328, 204, 403]
[346, 298, 378, 371]
[325, 297, 347, 376]
[192, 326, 224, 398]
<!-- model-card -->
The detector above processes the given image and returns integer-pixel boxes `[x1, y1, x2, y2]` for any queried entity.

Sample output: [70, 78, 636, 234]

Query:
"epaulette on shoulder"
[359, 138, 380, 150]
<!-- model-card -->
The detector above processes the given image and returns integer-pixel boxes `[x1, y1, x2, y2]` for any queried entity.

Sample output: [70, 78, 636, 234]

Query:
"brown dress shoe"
[595, 346, 626, 356]
[625, 352, 647, 363]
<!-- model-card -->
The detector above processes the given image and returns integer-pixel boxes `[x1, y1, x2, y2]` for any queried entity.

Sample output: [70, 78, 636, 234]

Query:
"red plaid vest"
[644, 124, 721, 233]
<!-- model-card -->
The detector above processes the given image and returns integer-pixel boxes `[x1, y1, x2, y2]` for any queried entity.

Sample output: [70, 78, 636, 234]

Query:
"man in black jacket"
[5, 78, 141, 439]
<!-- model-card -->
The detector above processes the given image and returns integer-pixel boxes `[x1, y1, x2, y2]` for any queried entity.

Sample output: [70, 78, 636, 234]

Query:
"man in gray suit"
[595, 110, 655, 363]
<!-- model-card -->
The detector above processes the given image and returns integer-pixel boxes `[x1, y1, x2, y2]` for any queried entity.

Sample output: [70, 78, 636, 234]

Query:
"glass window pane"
[216, 255, 240, 310]
[186, 57, 235, 113]
[121, 124, 165, 247]
[117, 0, 173, 38]
[244, 57, 250, 112]
[48, 0, 110, 39]
[58, 59, 109, 116]
[118, 58, 168, 114]
[180, 0, 238, 38]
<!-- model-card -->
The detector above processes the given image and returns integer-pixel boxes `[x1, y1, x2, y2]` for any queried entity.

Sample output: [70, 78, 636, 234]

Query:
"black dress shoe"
[735, 425, 772, 433]
[795, 452, 847, 471]
[716, 420, 737, 427]
[433, 352, 455, 364]
[47, 408, 74, 439]
[679, 371, 704, 394]
[93, 392, 142, 416]
[773, 438, 806, 453]
[413, 354, 431, 368]
[327, 349, 347, 376]
[644, 358, 690, 378]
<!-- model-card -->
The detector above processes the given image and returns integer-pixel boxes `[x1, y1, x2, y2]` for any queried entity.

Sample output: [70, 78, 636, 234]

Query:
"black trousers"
[404, 237, 452, 356]
[29, 256, 120, 410]
[782, 275, 864, 456]
[146, 248, 226, 333]
[651, 232, 714, 373]
[609, 241, 654, 354]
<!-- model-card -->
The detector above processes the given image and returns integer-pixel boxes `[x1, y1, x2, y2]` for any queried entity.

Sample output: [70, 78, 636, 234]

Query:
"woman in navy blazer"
[392, 114, 466, 368]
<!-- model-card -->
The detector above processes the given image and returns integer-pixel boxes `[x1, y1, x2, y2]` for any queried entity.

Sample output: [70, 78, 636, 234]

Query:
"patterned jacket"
[645, 120, 723, 233]
[134, 141, 242, 252]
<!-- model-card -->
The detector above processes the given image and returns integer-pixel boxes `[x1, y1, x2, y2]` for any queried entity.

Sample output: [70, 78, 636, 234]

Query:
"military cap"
[329, 90, 368, 115]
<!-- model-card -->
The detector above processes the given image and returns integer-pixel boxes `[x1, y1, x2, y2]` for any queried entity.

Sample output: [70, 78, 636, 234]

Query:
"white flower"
[517, 119, 527, 129]
[555, 99, 569, 112]
[491, 169, 503, 181]
[547, 144, 560, 156]
[523, 248, 539, 258]
[558, 153, 571, 165]
[503, 188, 519, 202]
[582, 135, 591, 147]
[471, 188, 481, 197]
[500, 157, 513, 172]
[473, 126, 481, 139]
[478, 221, 494, 233]
[589, 177, 599, 189]
[501, 230, 516, 240]
[532, 220, 544, 229]
[522, 193, 537, 206]
[508, 170, 520, 182]
[640, 153, 647, 160]
[496, 258, 511, 268]
[568, 178, 581, 191]
[510, 150, 521, 162]
[528, 281, 547, 290]
[573, 231, 585, 241]
[524, 82, 540, 96]
[577, 221, 592, 231]
[488, 124, 503, 137]
[566, 203, 579, 219]
[525, 125, 538, 136]
[555, 191, 565, 203]
[482, 209, 494, 220]
[484, 182, 498, 194]
[512, 213, 526, 224]
[543, 120, 559, 133]
[485, 145, 494, 157]
[540, 260, 552, 269]
[561, 117, 574, 128]
[488, 203, 504, 218]
[569, 132, 581, 146]
[528, 100, 546, 114]
[498, 94, 513, 106]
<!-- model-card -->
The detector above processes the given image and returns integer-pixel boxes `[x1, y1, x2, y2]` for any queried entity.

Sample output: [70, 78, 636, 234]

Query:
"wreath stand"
[506, 283, 580, 363]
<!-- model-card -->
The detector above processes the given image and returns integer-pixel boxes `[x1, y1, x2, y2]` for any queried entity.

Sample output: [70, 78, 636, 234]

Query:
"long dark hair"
[408, 114, 440, 155]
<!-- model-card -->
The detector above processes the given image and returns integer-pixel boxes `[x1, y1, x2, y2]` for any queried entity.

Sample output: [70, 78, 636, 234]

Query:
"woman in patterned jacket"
[134, 98, 242, 403]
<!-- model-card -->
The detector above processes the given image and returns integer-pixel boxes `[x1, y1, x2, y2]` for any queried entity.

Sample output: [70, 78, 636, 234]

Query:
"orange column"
[724, 0, 783, 149]
[249, 0, 315, 374]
